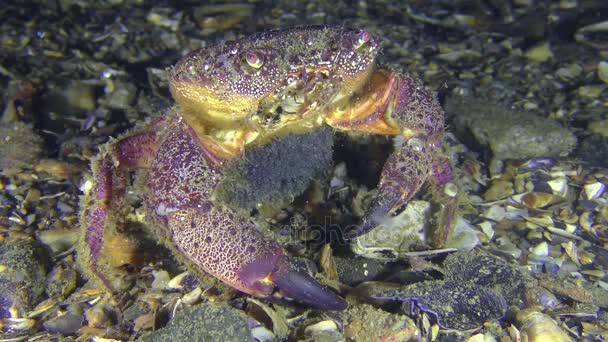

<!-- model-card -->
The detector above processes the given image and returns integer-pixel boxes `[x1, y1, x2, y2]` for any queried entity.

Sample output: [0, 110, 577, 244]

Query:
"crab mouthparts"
[252, 67, 338, 126]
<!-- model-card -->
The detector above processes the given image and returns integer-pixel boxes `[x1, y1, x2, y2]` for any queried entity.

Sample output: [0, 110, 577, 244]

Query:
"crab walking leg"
[326, 70, 457, 246]
[79, 130, 160, 291]
[429, 155, 458, 247]
[146, 122, 347, 310]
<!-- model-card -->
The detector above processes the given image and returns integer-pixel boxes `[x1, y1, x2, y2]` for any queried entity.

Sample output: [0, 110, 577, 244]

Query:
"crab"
[78, 26, 457, 310]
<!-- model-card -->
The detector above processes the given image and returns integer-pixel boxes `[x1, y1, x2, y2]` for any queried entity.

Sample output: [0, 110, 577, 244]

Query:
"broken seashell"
[584, 182, 605, 201]
[512, 192, 562, 209]
[304, 320, 339, 335]
[547, 177, 568, 197]
[516, 309, 572, 342]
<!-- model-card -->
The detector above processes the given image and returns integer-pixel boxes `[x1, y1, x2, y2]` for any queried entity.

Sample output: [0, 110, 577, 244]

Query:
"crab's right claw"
[167, 205, 347, 310]
[265, 255, 348, 310]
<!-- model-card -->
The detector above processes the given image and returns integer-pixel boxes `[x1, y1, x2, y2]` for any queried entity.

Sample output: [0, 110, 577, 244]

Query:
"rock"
[444, 250, 530, 306]
[361, 250, 536, 331]
[143, 303, 252, 342]
[576, 135, 608, 168]
[42, 313, 83, 336]
[45, 262, 78, 298]
[0, 238, 50, 318]
[394, 280, 508, 330]
[37, 228, 79, 254]
[334, 255, 389, 286]
[524, 41, 554, 62]
[338, 303, 417, 341]
[0, 122, 44, 176]
[446, 96, 576, 161]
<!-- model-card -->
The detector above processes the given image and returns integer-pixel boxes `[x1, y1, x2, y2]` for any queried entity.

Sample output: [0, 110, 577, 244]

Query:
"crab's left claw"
[262, 254, 348, 310]
[270, 256, 348, 310]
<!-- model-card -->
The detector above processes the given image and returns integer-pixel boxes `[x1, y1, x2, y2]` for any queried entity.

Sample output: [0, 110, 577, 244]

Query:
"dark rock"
[143, 303, 252, 342]
[370, 280, 507, 330]
[334, 255, 389, 286]
[575, 135, 608, 168]
[446, 96, 576, 161]
[42, 313, 83, 336]
[0, 122, 43, 176]
[123, 301, 150, 323]
[444, 250, 530, 306]
[0, 238, 50, 319]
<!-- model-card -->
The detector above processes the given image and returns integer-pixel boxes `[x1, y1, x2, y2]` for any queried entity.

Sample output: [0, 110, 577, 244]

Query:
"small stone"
[598, 61, 608, 84]
[447, 96, 576, 161]
[42, 313, 83, 335]
[143, 303, 251, 342]
[578, 85, 606, 98]
[251, 326, 274, 342]
[34, 159, 74, 180]
[304, 320, 339, 335]
[335, 255, 389, 286]
[63, 82, 97, 112]
[37, 229, 79, 254]
[45, 262, 78, 298]
[484, 180, 514, 201]
[338, 303, 417, 341]
[524, 42, 554, 62]
[102, 80, 137, 110]
[0, 122, 43, 176]
[531, 241, 550, 256]
[575, 135, 608, 167]
[124, 302, 150, 323]
[151, 270, 171, 289]
[588, 120, 608, 137]
[0, 238, 50, 319]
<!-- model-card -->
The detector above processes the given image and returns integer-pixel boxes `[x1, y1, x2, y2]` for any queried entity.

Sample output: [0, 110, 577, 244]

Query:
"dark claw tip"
[344, 197, 395, 240]
[272, 266, 347, 310]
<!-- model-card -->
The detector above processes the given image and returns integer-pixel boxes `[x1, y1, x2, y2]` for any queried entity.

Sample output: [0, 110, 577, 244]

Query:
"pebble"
[588, 119, 608, 137]
[334, 255, 389, 286]
[45, 262, 78, 298]
[599, 61, 608, 84]
[142, 303, 251, 342]
[446, 96, 576, 161]
[37, 228, 79, 254]
[151, 270, 171, 289]
[531, 241, 549, 256]
[0, 238, 50, 319]
[42, 313, 83, 335]
[0, 122, 43, 176]
[524, 41, 554, 62]
[575, 135, 608, 167]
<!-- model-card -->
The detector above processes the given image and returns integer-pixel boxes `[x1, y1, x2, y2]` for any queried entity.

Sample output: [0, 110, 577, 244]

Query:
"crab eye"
[354, 30, 371, 50]
[244, 51, 264, 69]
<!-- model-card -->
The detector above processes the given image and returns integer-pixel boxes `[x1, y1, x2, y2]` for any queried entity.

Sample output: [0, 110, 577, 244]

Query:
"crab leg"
[326, 70, 457, 247]
[78, 128, 161, 291]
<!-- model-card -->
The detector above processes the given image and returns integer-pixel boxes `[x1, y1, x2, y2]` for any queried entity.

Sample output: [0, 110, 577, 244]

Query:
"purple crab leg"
[326, 71, 457, 246]
[78, 129, 160, 291]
